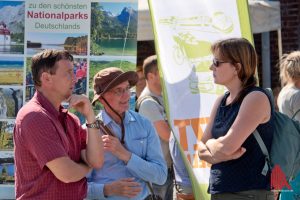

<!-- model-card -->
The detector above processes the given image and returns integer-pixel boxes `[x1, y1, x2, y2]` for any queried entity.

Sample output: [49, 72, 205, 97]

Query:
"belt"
[176, 193, 195, 200]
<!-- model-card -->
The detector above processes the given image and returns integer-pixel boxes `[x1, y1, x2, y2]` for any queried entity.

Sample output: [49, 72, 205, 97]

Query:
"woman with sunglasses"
[198, 38, 274, 200]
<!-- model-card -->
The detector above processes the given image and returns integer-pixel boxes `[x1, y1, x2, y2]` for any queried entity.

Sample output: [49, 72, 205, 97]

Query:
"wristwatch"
[86, 120, 100, 129]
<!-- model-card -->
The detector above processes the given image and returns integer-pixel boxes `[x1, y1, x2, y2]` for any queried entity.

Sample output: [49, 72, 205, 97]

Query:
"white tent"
[137, 0, 281, 40]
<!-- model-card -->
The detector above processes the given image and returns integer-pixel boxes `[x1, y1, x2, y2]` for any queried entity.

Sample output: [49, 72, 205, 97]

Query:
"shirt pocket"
[128, 137, 147, 158]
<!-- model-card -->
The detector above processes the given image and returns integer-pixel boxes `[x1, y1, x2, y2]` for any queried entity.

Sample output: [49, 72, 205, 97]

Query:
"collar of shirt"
[100, 109, 136, 126]
[35, 90, 68, 124]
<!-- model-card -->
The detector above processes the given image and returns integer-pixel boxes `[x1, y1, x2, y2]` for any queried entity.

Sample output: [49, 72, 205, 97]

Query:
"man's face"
[102, 81, 131, 115]
[50, 59, 76, 101]
[152, 69, 162, 91]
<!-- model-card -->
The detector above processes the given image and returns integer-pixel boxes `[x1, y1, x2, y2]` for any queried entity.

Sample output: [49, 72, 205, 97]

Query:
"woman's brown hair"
[211, 38, 258, 102]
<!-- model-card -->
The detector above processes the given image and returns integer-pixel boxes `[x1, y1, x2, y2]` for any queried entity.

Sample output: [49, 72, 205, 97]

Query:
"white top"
[277, 85, 300, 122]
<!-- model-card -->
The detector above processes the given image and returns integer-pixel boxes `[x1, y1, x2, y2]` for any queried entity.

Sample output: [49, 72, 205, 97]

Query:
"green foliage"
[88, 90, 103, 113]
[5, 97, 15, 118]
[91, 3, 104, 42]
[1, 167, 7, 175]
[11, 32, 24, 43]
[26, 58, 32, 72]
[90, 42, 104, 56]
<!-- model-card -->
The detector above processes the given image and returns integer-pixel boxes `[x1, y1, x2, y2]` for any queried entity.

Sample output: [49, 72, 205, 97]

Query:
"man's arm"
[139, 99, 170, 141]
[153, 120, 170, 142]
[126, 121, 167, 185]
[69, 95, 104, 169]
[18, 103, 100, 184]
[46, 157, 91, 183]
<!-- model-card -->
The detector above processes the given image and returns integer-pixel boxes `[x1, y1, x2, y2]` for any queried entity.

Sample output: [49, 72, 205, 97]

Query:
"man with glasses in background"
[86, 67, 167, 200]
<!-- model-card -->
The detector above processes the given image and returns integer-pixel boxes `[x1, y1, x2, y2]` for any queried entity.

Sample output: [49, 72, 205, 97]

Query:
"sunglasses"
[212, 58, 230, 67]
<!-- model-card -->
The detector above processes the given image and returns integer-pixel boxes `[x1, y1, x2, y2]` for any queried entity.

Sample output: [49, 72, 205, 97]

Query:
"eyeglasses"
[212, 58, 231, 67]
[109, 86, 131, 97]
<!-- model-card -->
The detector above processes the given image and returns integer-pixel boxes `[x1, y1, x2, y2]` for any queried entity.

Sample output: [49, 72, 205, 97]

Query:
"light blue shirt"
[87, 110, 167, 200]
[169, 134, 192, 188]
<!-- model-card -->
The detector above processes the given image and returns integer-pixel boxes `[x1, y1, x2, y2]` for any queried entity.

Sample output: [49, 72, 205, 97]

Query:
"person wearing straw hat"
[87, 67, 167, 200]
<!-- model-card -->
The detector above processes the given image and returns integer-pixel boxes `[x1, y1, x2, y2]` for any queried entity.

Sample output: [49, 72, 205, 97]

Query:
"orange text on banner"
[173, 117, 211, 168]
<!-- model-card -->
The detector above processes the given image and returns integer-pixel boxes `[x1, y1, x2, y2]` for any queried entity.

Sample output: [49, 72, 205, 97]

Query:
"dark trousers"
[211, 190, 274, 200]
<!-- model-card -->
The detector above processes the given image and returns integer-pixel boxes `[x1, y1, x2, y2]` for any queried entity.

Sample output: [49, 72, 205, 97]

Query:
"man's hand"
[104, 178, 142, 198]
[68, 94, 95, 123]
[102, 135, 131, 163]
[69, 94, 103, 169]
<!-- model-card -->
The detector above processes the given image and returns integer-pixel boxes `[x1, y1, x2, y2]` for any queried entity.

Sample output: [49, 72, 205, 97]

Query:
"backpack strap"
[264, 88, 276, 111]
[253, 130, 271, 176]
[292, 109, 300, 120]
[136, 95, 162, 112]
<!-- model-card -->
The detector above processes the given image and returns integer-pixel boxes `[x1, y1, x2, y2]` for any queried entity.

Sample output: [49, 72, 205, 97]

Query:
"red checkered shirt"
[14, 91, 87, 200]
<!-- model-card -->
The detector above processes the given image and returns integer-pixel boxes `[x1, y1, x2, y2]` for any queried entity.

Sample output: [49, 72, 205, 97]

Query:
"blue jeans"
[153, 168, 174, 200]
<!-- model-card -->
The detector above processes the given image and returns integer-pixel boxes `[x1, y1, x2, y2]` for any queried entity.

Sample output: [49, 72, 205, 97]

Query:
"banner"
[0, 0, 138, 198]
[148, 0, 252, 199]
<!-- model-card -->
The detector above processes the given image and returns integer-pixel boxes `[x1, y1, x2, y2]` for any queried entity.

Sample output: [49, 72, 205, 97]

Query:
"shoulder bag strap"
[146, 182, 155, 195]
[292, 109, 300, 120]
[136, 95, 162, 111]
[253, 129, 270, 176]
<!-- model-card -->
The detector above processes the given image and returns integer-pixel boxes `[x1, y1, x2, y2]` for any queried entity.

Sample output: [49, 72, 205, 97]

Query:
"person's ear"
[40, 72, 52, 86]
[234, 63, 242, 75]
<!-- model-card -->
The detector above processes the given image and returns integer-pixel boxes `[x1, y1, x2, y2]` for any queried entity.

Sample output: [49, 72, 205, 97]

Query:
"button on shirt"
[87, 110, 167, 200]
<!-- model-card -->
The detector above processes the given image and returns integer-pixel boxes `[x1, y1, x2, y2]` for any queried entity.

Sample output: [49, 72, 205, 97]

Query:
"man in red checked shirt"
[13, 49, 104, 200]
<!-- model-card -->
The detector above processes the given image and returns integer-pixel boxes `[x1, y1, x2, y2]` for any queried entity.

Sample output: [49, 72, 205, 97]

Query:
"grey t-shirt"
[277, 85, 300, 122]
[138, 87, 172, 168]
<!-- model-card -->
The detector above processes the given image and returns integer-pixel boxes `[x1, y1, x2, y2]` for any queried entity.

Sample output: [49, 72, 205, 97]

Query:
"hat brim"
[92, 71, 138, 105]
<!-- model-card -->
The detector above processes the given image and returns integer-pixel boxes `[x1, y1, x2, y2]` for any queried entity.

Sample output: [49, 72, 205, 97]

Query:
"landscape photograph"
[0, 121, 14, 185]
[25, 57, 34, 101]
[27, 32, 88, 56]
[73, 58, 88, 95]
[91, 2, 138, 56]
[0, 87, 23, 119]
[89, 55, 136, 89]
[0, 1, 24, 55]
[0, 56, 23, 85]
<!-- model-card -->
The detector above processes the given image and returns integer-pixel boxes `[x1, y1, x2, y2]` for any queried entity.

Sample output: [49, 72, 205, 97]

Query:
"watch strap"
[86, 120, 100, 129]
